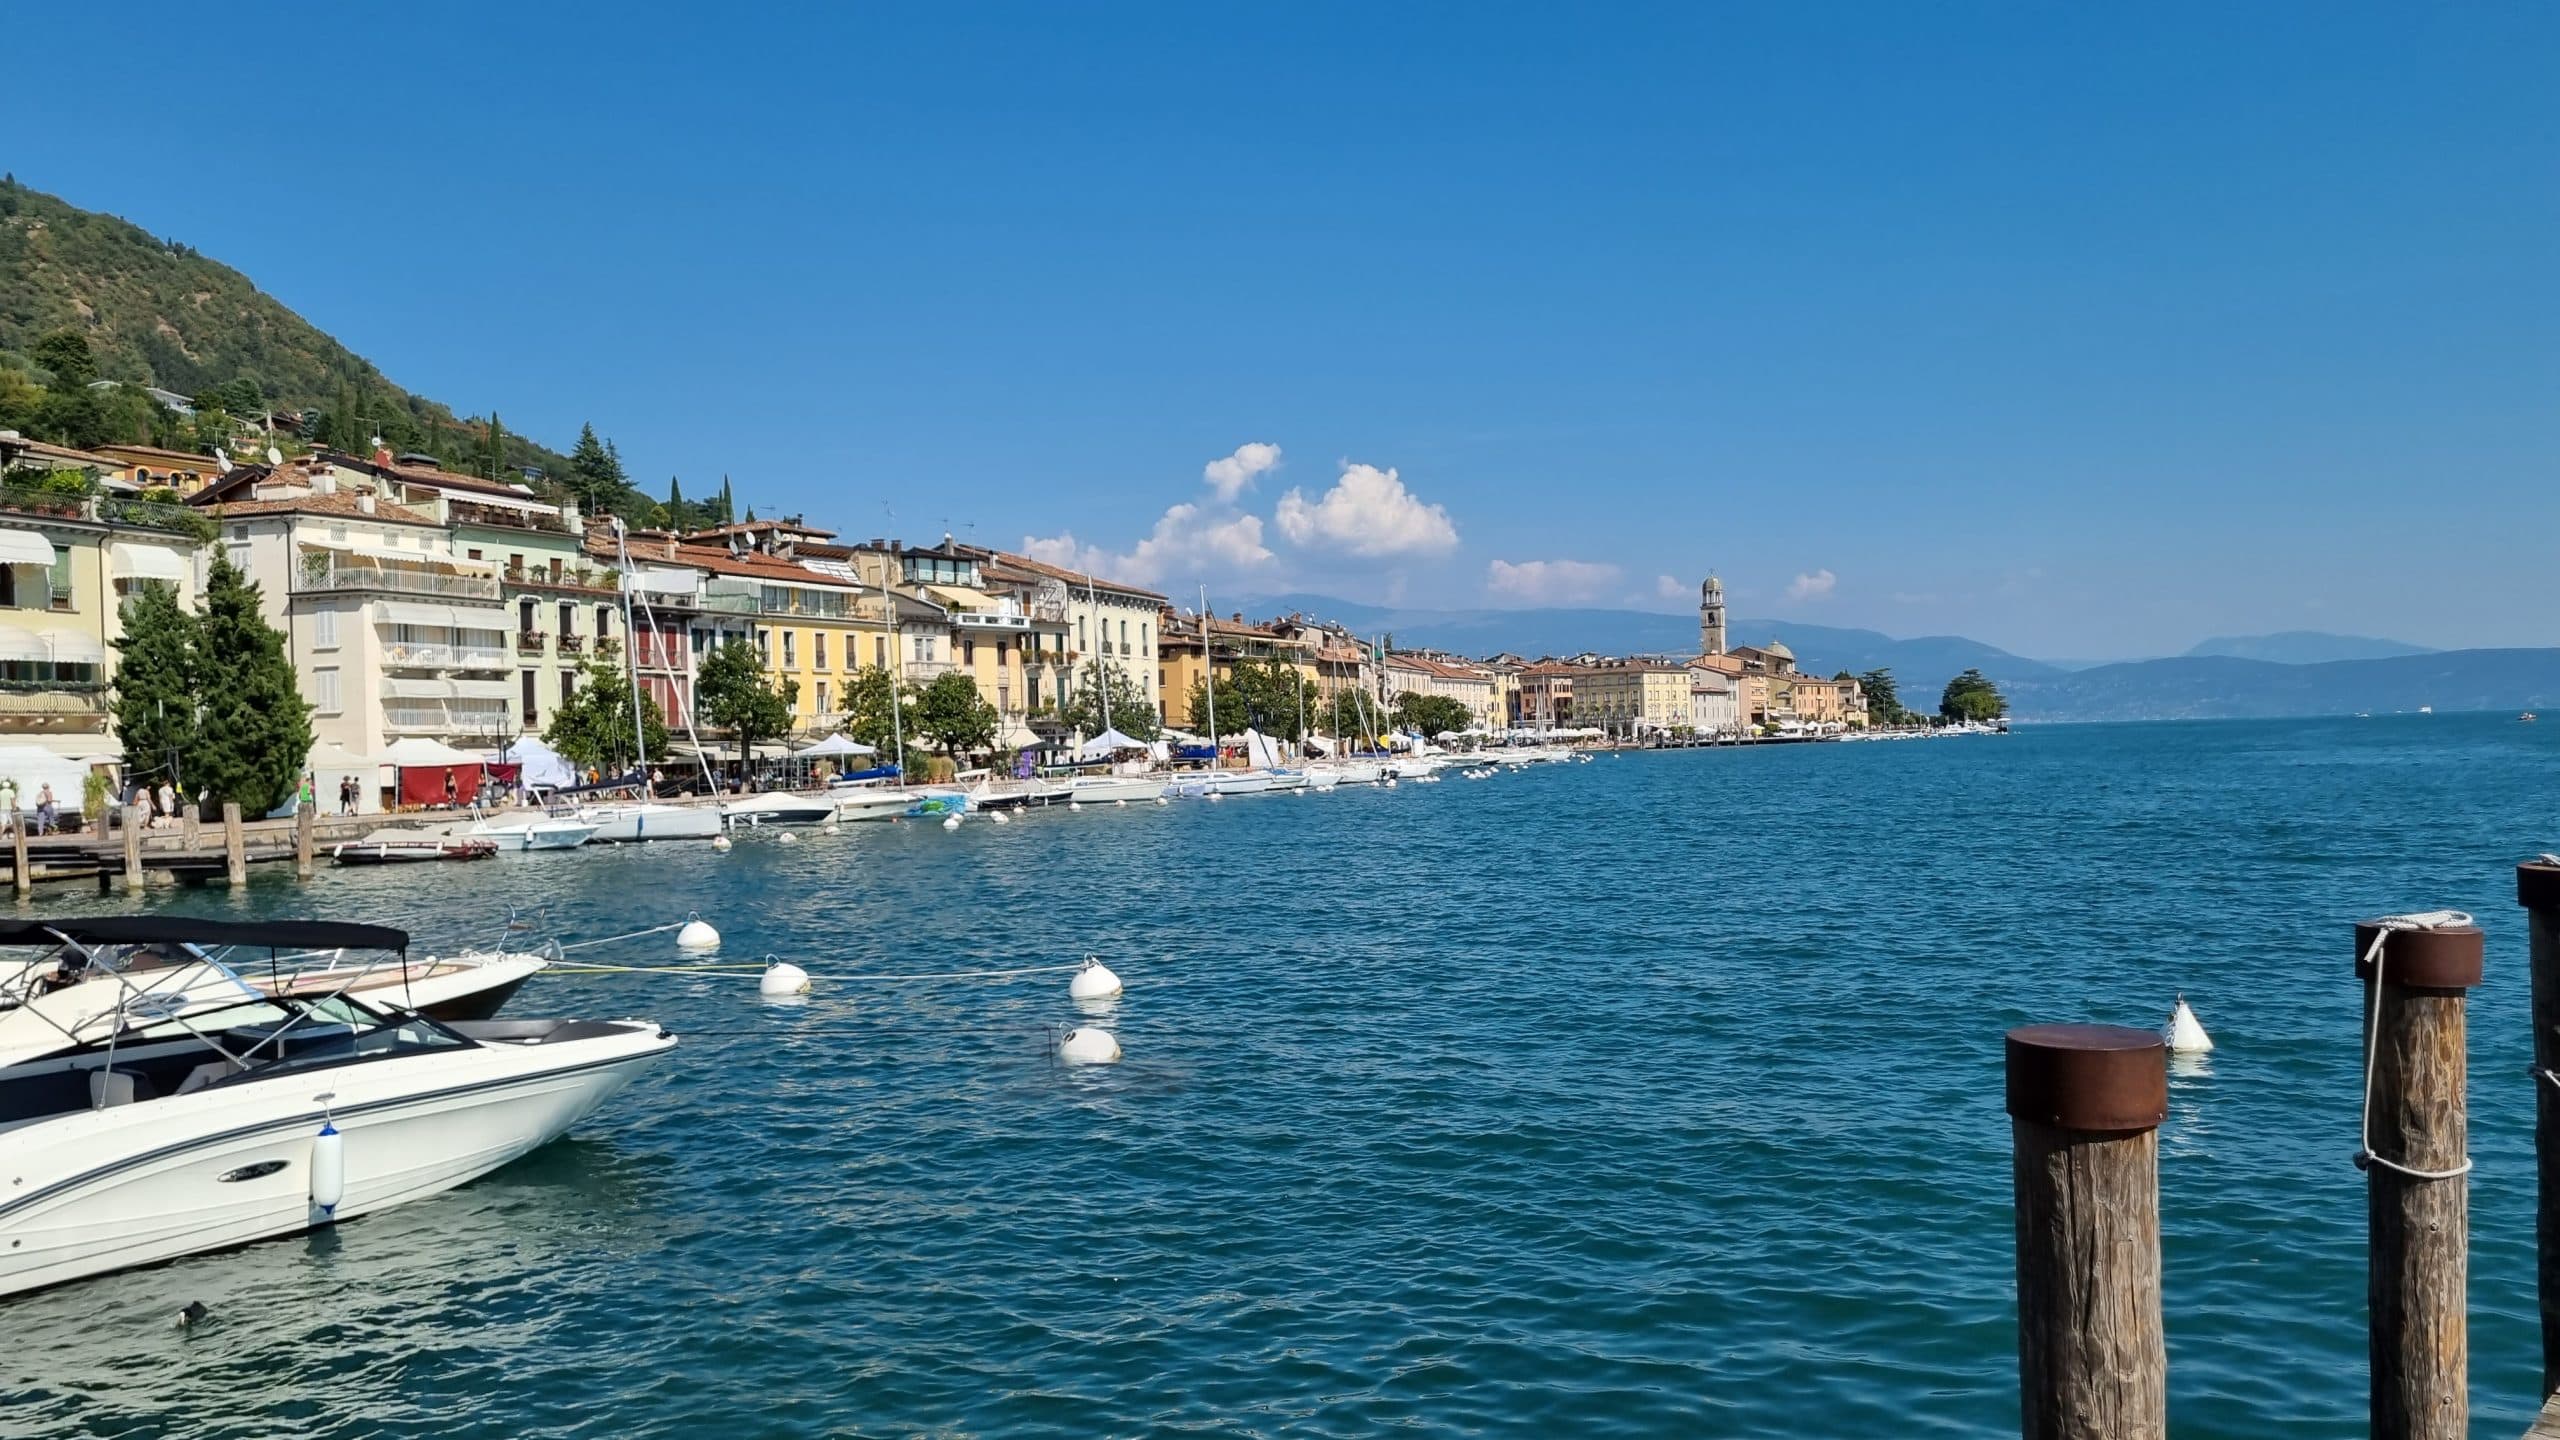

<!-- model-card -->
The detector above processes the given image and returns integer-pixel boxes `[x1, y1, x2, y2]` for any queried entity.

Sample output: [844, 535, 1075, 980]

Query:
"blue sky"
[14, 4, 2554, 658]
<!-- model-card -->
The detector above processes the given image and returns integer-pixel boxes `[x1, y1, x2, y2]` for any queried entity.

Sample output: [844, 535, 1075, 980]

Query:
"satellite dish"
[369, 436, 383, 450]
[264, 446, 283, 466]
[213, 451, 234, 473]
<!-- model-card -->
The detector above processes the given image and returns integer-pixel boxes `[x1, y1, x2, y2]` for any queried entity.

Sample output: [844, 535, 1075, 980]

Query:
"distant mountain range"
[1231, 593, 2551, 722]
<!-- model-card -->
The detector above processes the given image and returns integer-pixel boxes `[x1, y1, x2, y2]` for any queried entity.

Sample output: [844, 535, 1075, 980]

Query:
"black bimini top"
[0, 916, 409, 952]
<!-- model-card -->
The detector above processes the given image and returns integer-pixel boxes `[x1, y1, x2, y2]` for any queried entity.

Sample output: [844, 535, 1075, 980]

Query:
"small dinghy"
[333, 833, 500, 865]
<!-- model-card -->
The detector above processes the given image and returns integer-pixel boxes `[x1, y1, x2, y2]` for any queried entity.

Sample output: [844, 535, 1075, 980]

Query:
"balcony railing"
[558, 632, 586, 655]
[297, 566, 502, 601]
[0, 686, 107, 717]
[0, 486, 210, 539]
[448, 499, 574, 535]
[382, 644, 510, 671]
[516, 631, 548, 655]
[903, 660, 957, 681]
[384, 701, 511, 734]
[953, 611, 1030, 631]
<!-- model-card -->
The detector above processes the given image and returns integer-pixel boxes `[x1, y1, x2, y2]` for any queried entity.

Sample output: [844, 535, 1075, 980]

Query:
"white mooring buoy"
[777, 831, 799, 845]
[1059, 1027, 1121, 1065]
[1154, 796, 1168, 806]
[822, 822, 839, 835]
[1069, 957, 1123, 1001]
[676, 916, 722, 950]
[942, 813, 963, 830]
[711, 834, 734, 852]
[991, 810, 1012, 825]
[2164, 995, 2213, 1054]
[1115, 798, 1127, 807]
[760, 961, 812, 997]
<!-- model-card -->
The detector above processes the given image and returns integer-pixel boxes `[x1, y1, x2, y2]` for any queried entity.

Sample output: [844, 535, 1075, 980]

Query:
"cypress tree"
[717, 475, 735, 526]
[666, 475, 687, 530]
[190, 554, 313, 815]
[109, 582, 201, 792]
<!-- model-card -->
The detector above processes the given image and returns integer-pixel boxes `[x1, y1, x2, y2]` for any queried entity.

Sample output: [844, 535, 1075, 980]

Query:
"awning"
[350, 545, 492, 573]
[374, 600, 507, 632]
[796, 733, 877, 757]
[925, 584, 998, 611]
[0, 530, 55, 568]
[381, 676, 512, 701]
[0, 629, 46, 662]
[109, 542, 187, 582]
[40, 630, 104, 665]
[627, 566, 700, 595]
[381, 736, 484, 766]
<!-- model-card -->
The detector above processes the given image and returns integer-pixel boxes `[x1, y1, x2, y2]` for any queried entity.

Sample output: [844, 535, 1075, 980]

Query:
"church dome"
[1763, 639, 1794, 661]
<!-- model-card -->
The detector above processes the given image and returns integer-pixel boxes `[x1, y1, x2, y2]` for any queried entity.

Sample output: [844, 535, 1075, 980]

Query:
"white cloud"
[1786, 568, 1838, 602]
[1026, 505, 1273, 588]
[1654, 574, 1687, 601]
[1202, 442, 1282, 502]
[1273, 462, 1459, 558]
[1487, 558, 1621, 604]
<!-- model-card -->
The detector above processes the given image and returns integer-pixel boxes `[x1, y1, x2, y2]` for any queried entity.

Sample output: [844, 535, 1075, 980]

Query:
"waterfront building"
[1788, 672, 1868, 728]
[1514, 660, 1583, 729]
[1160, 612, 1317, 726]
[946, 544, 1165, 746]
[1572, 659, 1692, 736]
[1382, 652, 1503, 732]
[200, 468, 511, 781]
[592, 532, 757, 735]
[1688, 666, 1740, 735]
[0, 471, 205, 764]
[88, 443, 223, 497]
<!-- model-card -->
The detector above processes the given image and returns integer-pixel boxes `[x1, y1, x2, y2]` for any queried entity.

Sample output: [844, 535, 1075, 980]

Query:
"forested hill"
[0, 176, 573, 479]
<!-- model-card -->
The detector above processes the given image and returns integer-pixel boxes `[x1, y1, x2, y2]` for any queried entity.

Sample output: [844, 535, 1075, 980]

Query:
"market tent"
[796, 733, 878, 758]
[383, 735, 485, 808]
[1075, 727, 1146, 760]
[306, 743, 381, 816]
[0, 745, 93, 821]
[490, 736, 577, 790]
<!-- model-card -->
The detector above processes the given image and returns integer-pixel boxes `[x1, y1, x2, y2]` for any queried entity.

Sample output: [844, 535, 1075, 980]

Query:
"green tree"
[695, 638, 799, 769]
[109, 580, 201, 791]
[1228, 657, 1318, 739]
[30, 329, 97, 387]
[1185, 673, 1247, 737]
[1393, 691, 1473, 738]
[1857, 667, 1909, 726]
[544, 652, 669, 776]
[1058, 659, 1159, 740]
[196, 377, 263, 416]
[1939, 668, 2008, 723]
[565, 422, 627, 514]
[482, 411, 508, 480]
[913, 671, 998, 757]
[716, 474, 736, 526]
[189, 553, 313, 816]
[842, 664, 925, 771]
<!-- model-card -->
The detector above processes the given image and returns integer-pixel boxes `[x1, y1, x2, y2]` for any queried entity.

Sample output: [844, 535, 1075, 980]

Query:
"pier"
[4, 805, 383, 892]
[2009, 864, 2560, 1437]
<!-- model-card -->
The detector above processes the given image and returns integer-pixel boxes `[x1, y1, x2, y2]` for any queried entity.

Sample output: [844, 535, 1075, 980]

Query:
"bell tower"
[1699, 573, 1726, 656]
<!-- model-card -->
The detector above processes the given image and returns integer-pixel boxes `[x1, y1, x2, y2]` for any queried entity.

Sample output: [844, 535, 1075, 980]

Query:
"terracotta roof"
[685, 520, 839, 542]
[669, 545, 856, 588]
[205, 492, 438, 525]
[93, 443, 221, 467]
[321, 450, 545, 502]
[990, 549, 1166, 602]
[1388, 654, 1495, 681]
[3, 438, 123, 467]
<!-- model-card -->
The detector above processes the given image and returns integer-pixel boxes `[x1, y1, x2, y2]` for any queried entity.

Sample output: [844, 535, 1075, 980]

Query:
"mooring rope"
[553, 920, 690, 953]
[2357, 909, 2476, 1181]
[551, 957, 1093, 984]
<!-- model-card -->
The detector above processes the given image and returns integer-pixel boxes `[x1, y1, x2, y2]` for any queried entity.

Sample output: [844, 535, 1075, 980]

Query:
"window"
[815, 680, 830, 714]
[509, 553, 524, 573]
[596, 605, 613, 636]
[46, 550, 71, 609]
[912, 635, 931, 663]
[874, 636, 887, 668]
[995, 639, 1007, 668]
[1077, 617, 1087, 652]
[314, 609, 339, 649]
[755, 629, 770, 661]
[559, 601, 575, 636]
[562, 670, 575, 702]
[782, 632, 797, 667]
[1120, 619, 1129, 652]
[521, 670, 538, 720]
[520, 599, 537, 632]
[814, 633, 828, 670]
[467, 548, 483, 562]
[312, 668, 340, 713]
[961, 638, 974, 664]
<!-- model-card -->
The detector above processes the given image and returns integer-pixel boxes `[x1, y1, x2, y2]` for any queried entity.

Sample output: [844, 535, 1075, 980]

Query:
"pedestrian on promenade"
[157, 782, 176, 826]
[35, 784, 57, 836]
[339, 775, 357, 814]
[299, 773, 315, 812]
[442, 770, 460, 809]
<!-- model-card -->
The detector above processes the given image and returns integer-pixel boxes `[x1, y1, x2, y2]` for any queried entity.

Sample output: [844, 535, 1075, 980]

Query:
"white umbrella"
[796, 733, 878, 758]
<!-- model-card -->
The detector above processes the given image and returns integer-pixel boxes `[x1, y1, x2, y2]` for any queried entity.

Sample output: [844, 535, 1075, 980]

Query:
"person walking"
[442, 769, 460, 809]
[34, 784, 57, 837]
[338, 775, 357, 815]
[0, 779, 17, 836]
[299, 773, 316, 813]
[157, 781, 176, 828]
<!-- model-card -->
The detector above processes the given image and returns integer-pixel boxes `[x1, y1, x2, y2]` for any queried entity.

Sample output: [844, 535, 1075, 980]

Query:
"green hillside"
[0, 175, 573, 482]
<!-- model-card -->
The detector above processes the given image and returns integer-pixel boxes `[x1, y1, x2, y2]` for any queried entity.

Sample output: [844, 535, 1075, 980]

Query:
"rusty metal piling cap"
[2517, 860, 2560, 913]
[2352, 921, 2484, 989]
[2004, 1024, 2168, 1133]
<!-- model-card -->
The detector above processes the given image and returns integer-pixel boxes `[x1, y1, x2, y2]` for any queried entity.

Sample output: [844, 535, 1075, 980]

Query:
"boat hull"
[719, 796, 840, 827]
[0, 1021, 673, 1298]
[831, 790, 912, 823]
[1064, 776, 1167, 804]
[580, 804, 724, 843]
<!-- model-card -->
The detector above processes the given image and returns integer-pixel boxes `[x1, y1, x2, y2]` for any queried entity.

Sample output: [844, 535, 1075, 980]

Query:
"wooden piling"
[2525, 861, 2560, 1400]
[221, 802, 245, 889]
[2356, 917, 2483, 1440]
[2005, 1023, 2169, 1439]
[9, 816, 26, 899]
[121, 803, 143, 894]
[295, 803, 316, 881]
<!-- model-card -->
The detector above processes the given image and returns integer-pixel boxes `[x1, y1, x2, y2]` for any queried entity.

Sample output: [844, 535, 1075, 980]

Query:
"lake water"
[6, 715, 2558, 1438]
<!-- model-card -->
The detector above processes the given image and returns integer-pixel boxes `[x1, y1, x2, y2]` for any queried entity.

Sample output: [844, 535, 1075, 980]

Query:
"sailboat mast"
[1086, 574, 1112, 735]
[612, 520, 649, 778]
[1199, 586, 1218, 767]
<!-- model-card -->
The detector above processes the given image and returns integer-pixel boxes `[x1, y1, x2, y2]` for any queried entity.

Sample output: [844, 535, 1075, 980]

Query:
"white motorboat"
[1263, 770, 1310, 792]
[1210, 771, 1277, 796]
[1299, 768, 1341, 791]
[0, 917, 669, 1298]
[466, 815, 598, 852]
[0, 918, 550, 1024]
[832, 788, 914, 823]
[1319, 760, 1385, 786]
[579, 802, 724, 843]
[1062, 774, 1167, 804]
[720, 793, 840, 827]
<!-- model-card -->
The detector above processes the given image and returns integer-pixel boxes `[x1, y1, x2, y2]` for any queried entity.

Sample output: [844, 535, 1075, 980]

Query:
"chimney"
[356, 493, 375, 514]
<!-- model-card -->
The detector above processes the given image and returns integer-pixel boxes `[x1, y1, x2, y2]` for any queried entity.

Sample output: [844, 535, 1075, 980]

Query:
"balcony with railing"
[448, 498, 575, 535]
[0, 678, 108, 720]
[381, 643, 510, 672]
[0, 485, 212, 539]
[297, 562, 502, 601]
[903, 659, 958, 681]
[558, 632, 586, 656]
[516, 630, 549, 656]
[384, 700, 512, 735]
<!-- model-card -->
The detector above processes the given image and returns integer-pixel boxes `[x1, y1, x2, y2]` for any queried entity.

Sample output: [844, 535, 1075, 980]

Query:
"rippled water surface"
[7, 715, 2559, 1438]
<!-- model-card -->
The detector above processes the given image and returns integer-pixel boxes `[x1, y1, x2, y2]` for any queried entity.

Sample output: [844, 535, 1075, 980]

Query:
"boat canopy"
[0, 916, 410, 952]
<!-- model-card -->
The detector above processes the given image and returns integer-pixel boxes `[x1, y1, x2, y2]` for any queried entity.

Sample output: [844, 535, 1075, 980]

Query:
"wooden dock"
[2, 806, 385, 892]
